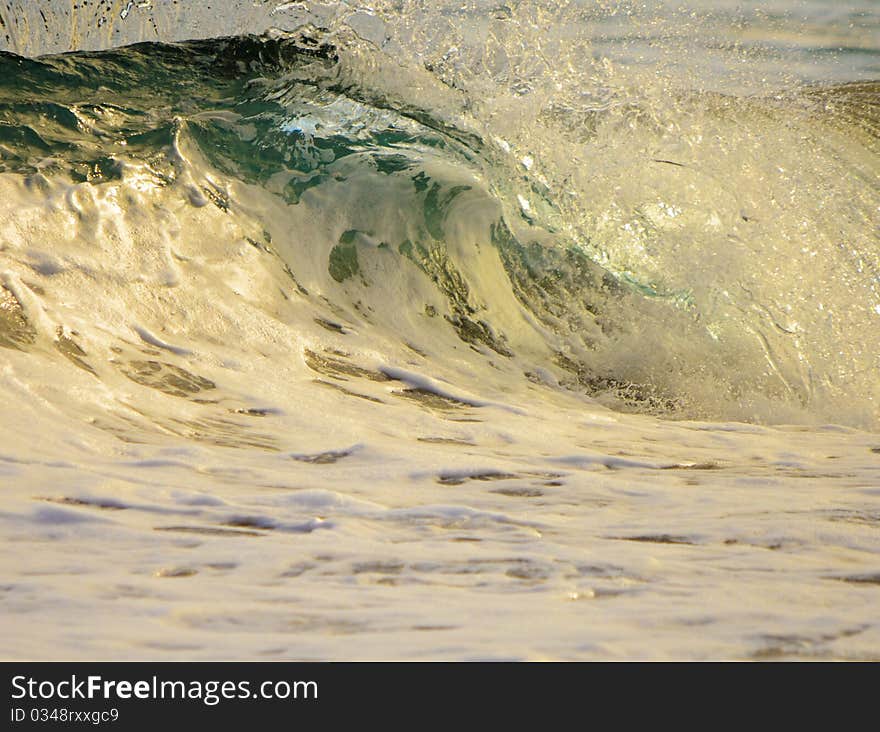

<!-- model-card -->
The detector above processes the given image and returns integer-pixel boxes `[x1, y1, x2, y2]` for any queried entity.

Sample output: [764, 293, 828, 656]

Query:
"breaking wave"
[0, 16, 878, 428]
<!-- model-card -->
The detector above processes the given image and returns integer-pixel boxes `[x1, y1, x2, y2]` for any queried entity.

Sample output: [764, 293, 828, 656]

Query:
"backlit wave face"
[1, 27, 878, 426]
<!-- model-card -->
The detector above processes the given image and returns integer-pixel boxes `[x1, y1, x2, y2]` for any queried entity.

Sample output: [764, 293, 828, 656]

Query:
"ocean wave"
[2, 2, 880, 663]
[1, 31, 877, 426]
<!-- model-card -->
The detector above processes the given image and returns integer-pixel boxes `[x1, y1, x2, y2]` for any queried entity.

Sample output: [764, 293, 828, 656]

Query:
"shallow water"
[0, 1, 878, 660]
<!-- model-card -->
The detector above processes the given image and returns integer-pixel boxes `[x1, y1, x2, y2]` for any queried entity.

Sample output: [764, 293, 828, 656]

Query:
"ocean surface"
[0, 0, 878, 660]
